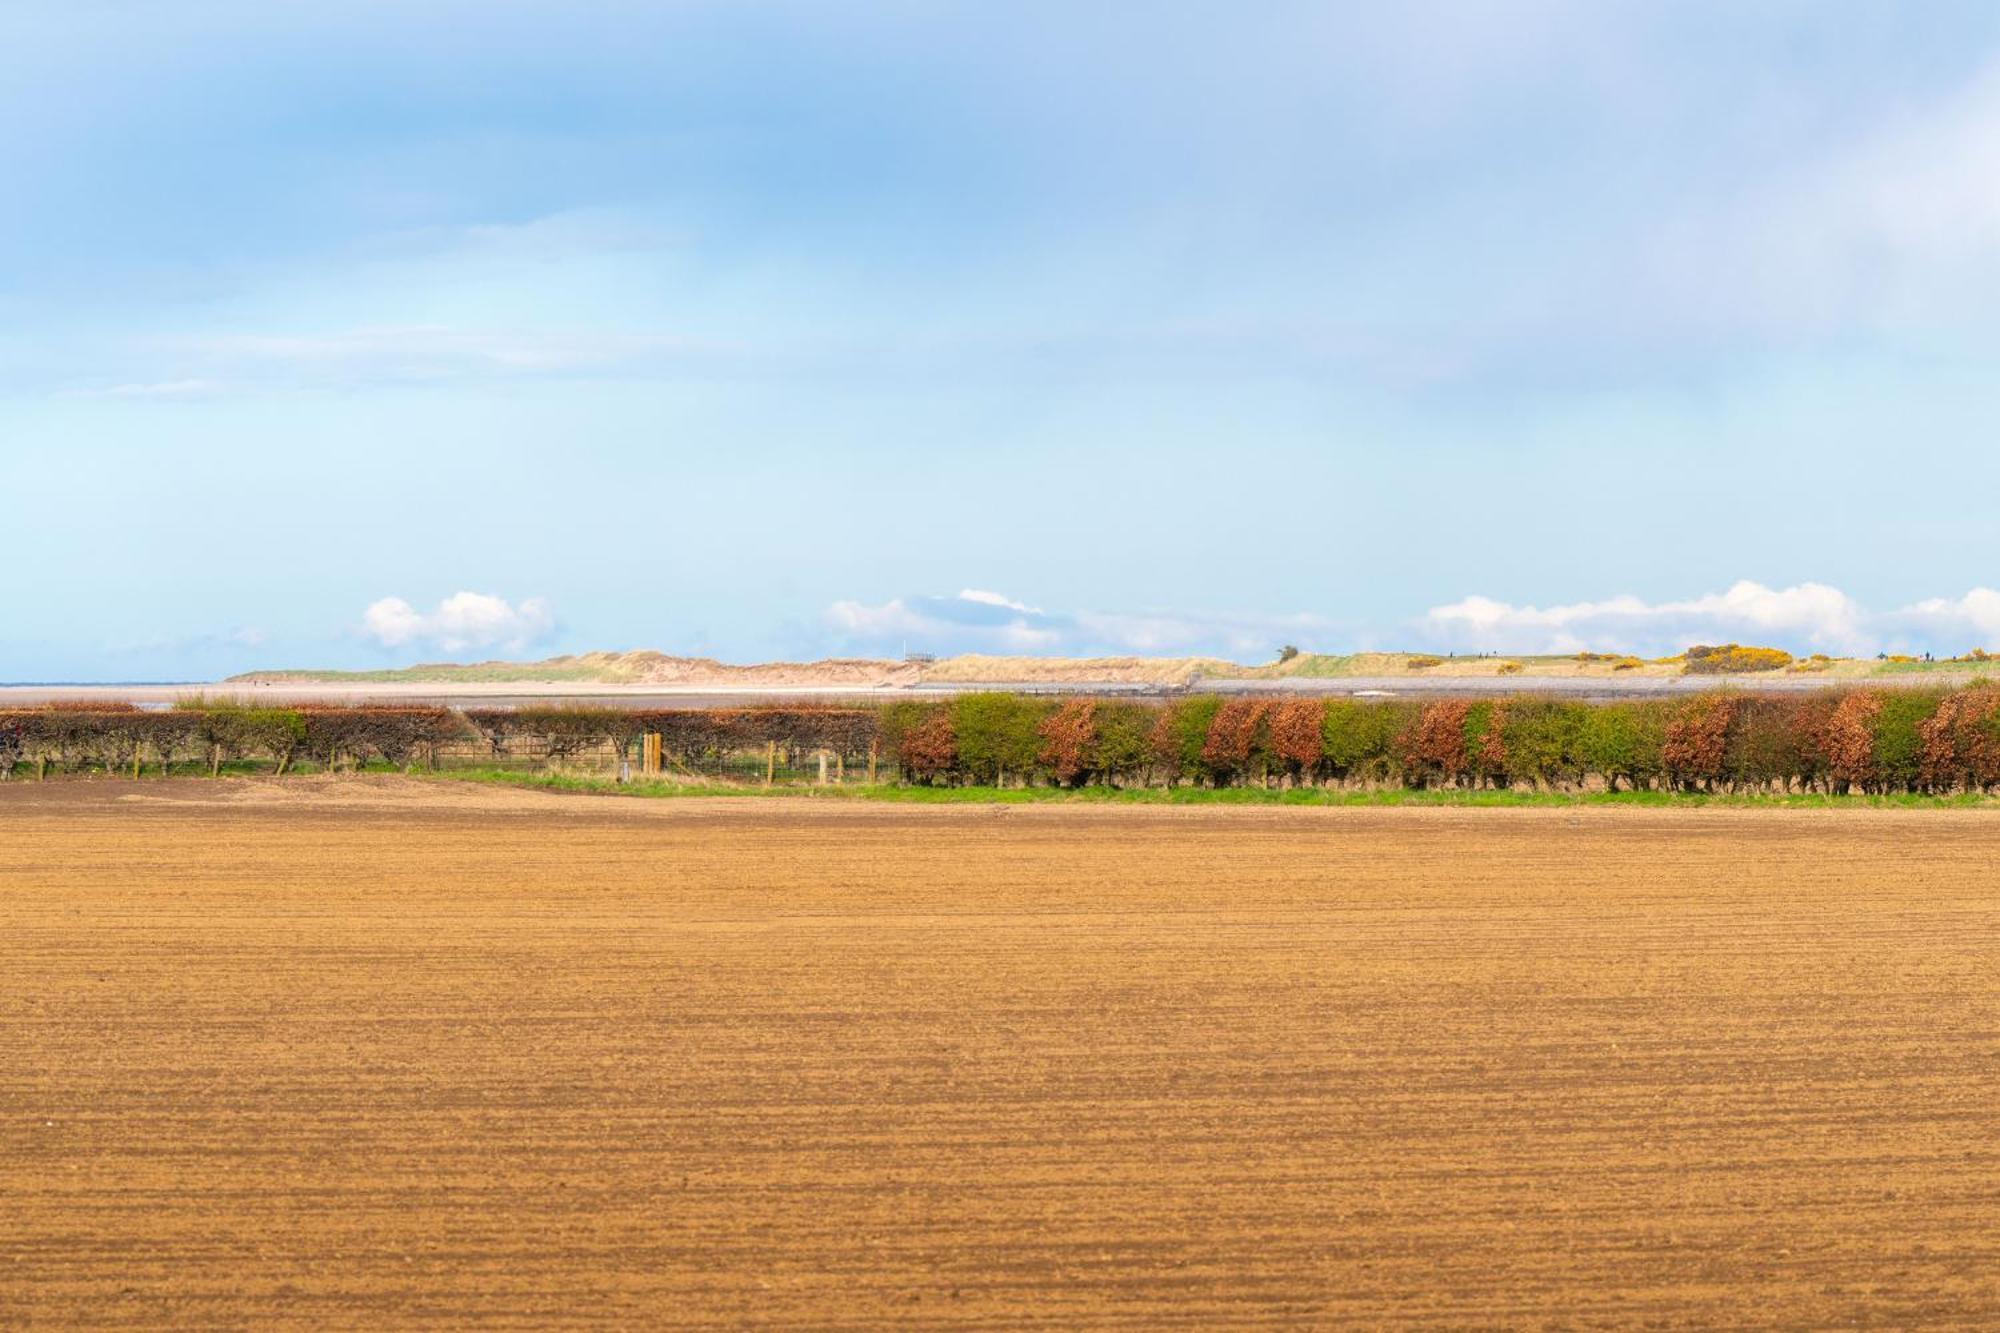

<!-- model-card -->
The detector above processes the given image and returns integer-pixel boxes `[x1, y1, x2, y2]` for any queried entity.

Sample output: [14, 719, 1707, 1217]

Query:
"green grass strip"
[424, 767, 2000, 809]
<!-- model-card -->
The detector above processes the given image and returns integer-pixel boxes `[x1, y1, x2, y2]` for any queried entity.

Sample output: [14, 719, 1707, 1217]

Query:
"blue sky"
[7, 1, 2000, 678]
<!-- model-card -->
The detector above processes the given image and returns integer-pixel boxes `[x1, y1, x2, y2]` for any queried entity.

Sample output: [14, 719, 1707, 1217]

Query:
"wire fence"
[434, 736, 892, 785]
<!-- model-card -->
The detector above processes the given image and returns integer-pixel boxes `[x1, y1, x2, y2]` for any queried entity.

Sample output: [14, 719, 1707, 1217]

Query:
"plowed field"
[3, 779, 1998, 1328]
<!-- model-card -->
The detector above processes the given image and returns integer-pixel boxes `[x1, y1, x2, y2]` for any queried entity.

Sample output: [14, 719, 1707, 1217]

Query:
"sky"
[7, 1, 2000, 679]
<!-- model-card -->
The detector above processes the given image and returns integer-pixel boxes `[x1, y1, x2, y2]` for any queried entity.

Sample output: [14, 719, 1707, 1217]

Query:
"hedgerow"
[1578, 701, 1668, 792]
[1037, 699, 1098, 786]
[186, 701, 309, 775]
[898, 710, 958, 784]
[0, 704, 466, 778]
[1725, 696, 1814, 793]
[1499, 700, 1588, 789]
[1321, 699, 1415, 784]
[1093, 702, 1158, 784]
[1465, 702, 1507, 789]
[1919, 689, 2000, 791]
[1823, 691, 1880, 793]
[1268, 699, 1324, 780]
[10, 689, 2000, 796]
[1200, 698, 1272, 785]
[1663, 695, 1736, 790]
[1149, 696, 1222, 786]
[952, 693, 1052, 785]
[1869, 689, 1946, 793]
[1400, 699, 1474, 788]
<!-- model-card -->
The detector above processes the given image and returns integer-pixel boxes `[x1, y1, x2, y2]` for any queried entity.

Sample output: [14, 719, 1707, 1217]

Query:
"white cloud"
[958, 588, 1042, 614]
[825, 597, 929, 640]
[826, 590, 1324, 659]
[1072, 610, 1325, 658]
[362, 592, 554, 655]
[1891, 589, 2000, 645]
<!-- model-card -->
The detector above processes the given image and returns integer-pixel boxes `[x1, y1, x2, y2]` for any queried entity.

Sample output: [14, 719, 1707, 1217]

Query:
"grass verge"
[424, 767, 2000, 809]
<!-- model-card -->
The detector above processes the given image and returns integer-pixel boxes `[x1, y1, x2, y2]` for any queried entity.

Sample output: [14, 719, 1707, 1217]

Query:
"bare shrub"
[1037, 699, 1099, 787]
[1268, 699, 1325, 779]
[1400, 700, 1474, 788]
[899, 711, 957, 784]
[1920, 688, 2000, 791]
[1200, 698, 1271, 784]
[1821, 692, 1881, 793]
[1663, 695, 1736, 790]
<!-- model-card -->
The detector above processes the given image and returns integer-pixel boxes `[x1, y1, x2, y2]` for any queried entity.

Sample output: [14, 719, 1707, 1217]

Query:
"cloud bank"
[828, 582, 2000, 663]
[362, 592, 554, 655]
[1420, 581, 2000, 658]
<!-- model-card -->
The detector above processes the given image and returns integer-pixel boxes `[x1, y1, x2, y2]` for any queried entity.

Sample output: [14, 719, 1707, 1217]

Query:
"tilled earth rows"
[3, 779, 1998, 1327]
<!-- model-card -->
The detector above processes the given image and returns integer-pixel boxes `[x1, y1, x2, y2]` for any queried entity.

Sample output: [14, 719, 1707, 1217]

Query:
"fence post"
[765, 740, 776, 786]
[867, 740, 878, 785]
[817, 751, 828, 785]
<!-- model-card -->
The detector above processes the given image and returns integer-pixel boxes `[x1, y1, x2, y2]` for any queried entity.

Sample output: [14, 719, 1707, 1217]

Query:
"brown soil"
[4, 780, 1998, 1328]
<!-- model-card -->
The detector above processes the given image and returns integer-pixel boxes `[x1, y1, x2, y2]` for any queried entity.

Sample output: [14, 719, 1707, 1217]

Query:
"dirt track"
[4, 779, 1998, 1328]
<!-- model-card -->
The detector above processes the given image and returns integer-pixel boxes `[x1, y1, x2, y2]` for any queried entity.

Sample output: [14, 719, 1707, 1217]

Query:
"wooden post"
[765, 740, 777, 786]
[211, 744, 222, 779]
[868, 740, 878, 785]
[131, 753, 141, 780]
[817, 751, 828, 785]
